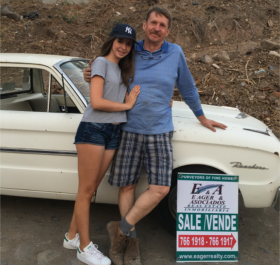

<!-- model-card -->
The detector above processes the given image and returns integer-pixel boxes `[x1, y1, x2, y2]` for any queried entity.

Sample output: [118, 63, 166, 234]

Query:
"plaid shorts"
[108, 130, 174, 187]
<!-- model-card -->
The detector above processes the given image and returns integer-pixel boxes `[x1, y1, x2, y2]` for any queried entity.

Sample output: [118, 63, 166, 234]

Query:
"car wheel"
[156, 165, 224, 236]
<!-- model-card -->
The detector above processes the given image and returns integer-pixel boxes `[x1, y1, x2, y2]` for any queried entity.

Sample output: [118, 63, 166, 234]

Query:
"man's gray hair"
[146, 6, 172, 29]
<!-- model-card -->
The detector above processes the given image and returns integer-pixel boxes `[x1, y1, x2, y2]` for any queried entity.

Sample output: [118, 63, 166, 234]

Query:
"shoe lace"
[88, 244, 105, 260]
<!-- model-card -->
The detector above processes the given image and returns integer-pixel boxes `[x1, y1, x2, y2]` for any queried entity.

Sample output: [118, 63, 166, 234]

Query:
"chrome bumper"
[273, 187, 280, 212]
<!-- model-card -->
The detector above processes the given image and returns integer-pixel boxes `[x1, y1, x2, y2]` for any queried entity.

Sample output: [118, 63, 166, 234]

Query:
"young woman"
[63, 24, 140, 265]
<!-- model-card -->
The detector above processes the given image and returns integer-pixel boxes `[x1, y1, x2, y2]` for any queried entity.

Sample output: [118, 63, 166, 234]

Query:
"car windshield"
[60, 60, 90, 103]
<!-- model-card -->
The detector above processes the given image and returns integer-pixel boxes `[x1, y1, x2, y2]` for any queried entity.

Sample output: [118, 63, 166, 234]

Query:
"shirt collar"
[136, 39, 168, 53]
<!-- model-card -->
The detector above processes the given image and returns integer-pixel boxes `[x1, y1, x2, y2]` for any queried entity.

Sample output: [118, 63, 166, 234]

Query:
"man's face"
[143, 12, 170, 45]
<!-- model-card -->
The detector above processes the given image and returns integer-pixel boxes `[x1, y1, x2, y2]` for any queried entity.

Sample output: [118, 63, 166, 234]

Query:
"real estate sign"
[176, 173, 239, 262]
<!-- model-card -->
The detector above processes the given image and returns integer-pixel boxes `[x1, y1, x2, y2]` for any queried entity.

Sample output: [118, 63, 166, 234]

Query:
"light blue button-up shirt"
[121, 39, 204, 135]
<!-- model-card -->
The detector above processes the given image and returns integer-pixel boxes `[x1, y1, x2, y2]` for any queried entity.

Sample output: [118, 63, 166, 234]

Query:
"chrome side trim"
[0, 147, 77, 157]
[53, 58, 89, 108]
[243, 128, 270, 136]
[273, 187, 280, 212]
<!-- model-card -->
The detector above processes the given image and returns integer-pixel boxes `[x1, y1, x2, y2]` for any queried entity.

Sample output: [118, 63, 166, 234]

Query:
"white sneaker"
[63, 233, 80, 250]
[77, 242, 111, 265]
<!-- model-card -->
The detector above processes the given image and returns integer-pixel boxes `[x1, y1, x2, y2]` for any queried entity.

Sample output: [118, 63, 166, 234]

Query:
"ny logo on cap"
[125, 26, 132, 34]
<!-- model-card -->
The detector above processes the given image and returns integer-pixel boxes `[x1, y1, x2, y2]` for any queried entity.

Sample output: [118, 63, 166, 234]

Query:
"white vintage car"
[1, 53, 279, 234]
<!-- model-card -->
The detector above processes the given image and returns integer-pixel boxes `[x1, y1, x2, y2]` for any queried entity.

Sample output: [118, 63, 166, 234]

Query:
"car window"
[0, 67, 31, 94]
[41, 70, 80, 113]
[60, 60, 90, 103]
[0, 67, 80, 114]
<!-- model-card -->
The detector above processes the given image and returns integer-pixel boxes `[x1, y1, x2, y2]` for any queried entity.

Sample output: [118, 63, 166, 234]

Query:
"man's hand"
[197, 115, 227, 132]
[83, 60, 92, 82]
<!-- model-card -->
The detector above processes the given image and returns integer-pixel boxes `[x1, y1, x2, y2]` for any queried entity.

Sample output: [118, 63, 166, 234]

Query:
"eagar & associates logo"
[184, 183, 230, 213]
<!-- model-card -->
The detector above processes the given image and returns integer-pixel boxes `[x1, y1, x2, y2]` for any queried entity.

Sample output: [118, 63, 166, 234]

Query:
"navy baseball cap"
[110, 23, 138, 44]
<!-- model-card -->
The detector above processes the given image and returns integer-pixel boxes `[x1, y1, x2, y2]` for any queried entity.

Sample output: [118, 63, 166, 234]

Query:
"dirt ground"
[1, 0, 280, 137]
[1, 195, 279, 265]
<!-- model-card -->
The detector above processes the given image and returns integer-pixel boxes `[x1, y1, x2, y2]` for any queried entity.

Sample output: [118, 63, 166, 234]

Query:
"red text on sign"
[178, 234, 237, 249]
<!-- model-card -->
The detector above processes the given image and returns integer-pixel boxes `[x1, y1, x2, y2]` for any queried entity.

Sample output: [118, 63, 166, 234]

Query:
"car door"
[0, 63, 86, 201]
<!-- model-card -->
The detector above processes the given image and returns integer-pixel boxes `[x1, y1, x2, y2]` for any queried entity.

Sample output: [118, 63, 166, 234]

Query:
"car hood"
[172, 101, 280, 155]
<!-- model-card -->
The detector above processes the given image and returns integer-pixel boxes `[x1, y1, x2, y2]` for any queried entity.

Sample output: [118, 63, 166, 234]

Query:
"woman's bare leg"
[67, 147, 116, 249]
[98, 149, 116, 181]
[68, 144, 104, 249]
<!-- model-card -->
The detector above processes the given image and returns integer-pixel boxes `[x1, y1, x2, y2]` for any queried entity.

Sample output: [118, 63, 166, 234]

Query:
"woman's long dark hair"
[99, 36, 135, 87]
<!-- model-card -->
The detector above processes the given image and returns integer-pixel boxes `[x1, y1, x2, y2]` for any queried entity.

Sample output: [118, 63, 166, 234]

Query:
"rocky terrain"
[1, 0, 279, 137]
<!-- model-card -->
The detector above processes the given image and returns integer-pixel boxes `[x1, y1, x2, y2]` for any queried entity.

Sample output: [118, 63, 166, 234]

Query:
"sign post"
[176, 173, 239, 262]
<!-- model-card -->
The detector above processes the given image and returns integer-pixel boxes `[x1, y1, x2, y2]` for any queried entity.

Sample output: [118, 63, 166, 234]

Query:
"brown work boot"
[124, 238, 141, 265]
[107, 221, 128, 265]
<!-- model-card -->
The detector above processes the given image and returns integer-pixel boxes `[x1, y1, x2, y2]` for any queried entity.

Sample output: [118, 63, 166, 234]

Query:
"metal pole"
[47, 73, 52, 112]
[61, 73, 68, 113]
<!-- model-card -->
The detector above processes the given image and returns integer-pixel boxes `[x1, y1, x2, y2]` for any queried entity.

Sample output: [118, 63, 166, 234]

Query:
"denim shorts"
[74, 122, 121, 150]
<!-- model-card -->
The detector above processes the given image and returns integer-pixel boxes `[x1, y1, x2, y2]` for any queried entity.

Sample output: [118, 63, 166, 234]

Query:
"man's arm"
[176, 48, 227, 132]
[85, 60, 174, 107]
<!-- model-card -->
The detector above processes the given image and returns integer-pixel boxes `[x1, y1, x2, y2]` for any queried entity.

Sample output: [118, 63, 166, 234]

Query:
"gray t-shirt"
[81, 57, 127, 123]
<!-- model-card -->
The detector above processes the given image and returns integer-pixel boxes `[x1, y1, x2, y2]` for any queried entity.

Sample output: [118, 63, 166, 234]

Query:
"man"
[84, 6, 227, 265]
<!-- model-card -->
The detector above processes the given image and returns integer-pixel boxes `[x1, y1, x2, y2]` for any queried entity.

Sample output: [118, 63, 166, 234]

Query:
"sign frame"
[176, 173, 239, 263]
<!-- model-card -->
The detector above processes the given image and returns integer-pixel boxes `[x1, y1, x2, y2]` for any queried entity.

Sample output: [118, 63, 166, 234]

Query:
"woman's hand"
[125, 85, 140, 109]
